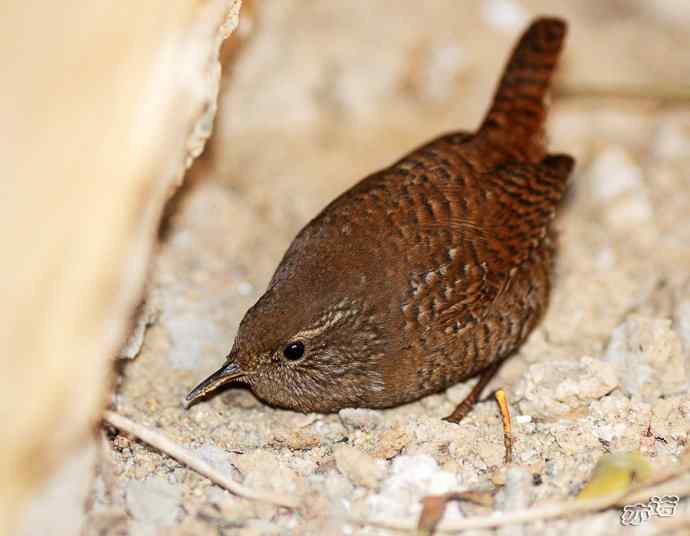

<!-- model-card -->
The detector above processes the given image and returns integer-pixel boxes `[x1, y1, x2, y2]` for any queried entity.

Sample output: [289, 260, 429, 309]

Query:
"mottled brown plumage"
[187, 18, 574, 418]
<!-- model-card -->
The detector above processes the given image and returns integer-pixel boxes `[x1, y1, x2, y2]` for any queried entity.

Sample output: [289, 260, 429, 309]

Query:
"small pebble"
[334, 445, 386, 489]
[368, 455, 463, 520]
[125, 476, 181, 525]
[515, 356, 618, 419]
[370, 426, 411, 459]
[338, 408, 384, 432]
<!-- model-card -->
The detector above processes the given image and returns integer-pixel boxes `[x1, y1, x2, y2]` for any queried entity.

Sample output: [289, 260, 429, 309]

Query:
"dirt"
[85, 1, 690, 534]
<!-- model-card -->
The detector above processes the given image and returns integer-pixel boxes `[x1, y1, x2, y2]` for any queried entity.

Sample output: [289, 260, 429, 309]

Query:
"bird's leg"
[443, 360, 502, 423]
[444, 361, 514, 463]
[494, 387, 513, 464]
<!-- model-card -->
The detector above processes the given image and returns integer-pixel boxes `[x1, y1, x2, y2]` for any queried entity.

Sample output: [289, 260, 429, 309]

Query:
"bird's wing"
[403, 154, 574, 331]
[480, 154, 574, 267]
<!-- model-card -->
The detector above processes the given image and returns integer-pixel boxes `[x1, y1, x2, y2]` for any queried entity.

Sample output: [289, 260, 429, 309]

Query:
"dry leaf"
[577, 451, 652, 499]
[417, 490, 495, 535]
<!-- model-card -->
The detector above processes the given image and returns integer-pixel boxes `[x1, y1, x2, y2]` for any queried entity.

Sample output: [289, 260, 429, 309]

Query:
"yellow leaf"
[577, 451, 651, 499]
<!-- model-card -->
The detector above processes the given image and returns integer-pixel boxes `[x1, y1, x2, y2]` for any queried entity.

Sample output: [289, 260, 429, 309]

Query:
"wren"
[187, 18, 574, 421]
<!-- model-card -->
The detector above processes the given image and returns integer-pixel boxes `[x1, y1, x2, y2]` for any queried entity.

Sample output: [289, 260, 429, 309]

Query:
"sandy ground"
[85, 1, 690, 534]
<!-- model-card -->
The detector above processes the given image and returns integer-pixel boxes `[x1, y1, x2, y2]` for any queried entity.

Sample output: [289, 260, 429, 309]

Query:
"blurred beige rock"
[1, 1, 241, 534]
[125, 476, 182, 525]
[604, 315, 686, 399]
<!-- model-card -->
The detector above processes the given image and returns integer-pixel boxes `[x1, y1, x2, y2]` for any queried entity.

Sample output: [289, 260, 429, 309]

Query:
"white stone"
[230, 449, 300, 496]
[367, 455, 463, 521]
[125, 476, 181, 525]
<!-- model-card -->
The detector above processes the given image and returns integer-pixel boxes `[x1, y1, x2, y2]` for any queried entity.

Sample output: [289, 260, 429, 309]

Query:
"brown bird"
[187, 18, 574, 423]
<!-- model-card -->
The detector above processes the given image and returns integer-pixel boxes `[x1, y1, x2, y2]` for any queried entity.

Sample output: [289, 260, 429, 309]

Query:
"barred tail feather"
[479, 17, 567, 162]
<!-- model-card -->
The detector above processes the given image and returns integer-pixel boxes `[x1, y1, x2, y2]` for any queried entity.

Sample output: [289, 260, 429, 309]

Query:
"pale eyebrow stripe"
[292, 310, 347, 340]
[293, 325, 330, 339]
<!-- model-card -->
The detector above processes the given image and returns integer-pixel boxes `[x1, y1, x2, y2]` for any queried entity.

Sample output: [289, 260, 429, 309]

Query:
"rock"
[515, 357, 618, 419]
[0, 1, 241, 532]
[370, 426, 411, 459]
[553, 422, 601, 455]
[211, 497, 264, 526]
[163, 312, 226, 370]
[589, 392, 654, 453]
[590, 146, 643, 202]
[587, 146, 652, 227]
[295, 489, 345, 536]
[118, 299, 159, 359]
[270, 430, 321, 450]
[408, 39, 468, 102]
[333, 445, 386, 489]
[125, 476, 181, 525]
[229, 450, 300, 496]
[193, 445, 239, 480]
[338, 408, 384, 432]
[324, 470, 354, 500]
[18, 444, 97, 536]
[604, 315, 686, 399]
[194, 444, 230, 469]
[652, 114, 690, 160]
[205, 486, 232, 507]
[368, 455, 462, 521]
[651, 397, 690, 442]
[476, 435, 506, 468]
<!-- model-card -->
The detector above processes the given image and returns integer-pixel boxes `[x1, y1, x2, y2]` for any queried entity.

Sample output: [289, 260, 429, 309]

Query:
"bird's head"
[186, 279, 388, 413]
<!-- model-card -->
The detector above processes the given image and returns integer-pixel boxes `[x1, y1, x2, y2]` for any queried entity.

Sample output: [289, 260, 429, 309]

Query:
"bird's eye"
[283, 340, 305, 361]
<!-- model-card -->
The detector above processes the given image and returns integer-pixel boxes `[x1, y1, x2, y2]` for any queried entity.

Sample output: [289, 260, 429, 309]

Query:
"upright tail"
[479, 17, 567, 162]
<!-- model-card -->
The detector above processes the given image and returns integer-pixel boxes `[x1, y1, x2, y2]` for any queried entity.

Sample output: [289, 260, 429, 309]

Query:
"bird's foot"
[443, 362, 513, 464]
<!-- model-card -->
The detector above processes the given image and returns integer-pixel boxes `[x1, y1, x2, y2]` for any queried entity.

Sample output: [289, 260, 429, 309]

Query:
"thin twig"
[350, 457, 690, 533]
[102, 410, 299, 509]
[104, 409, 689, 530]
[352, 494, 628, 533]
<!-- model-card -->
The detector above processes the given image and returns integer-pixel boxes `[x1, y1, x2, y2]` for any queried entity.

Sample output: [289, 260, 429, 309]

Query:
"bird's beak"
[185, 360, 244, 404]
